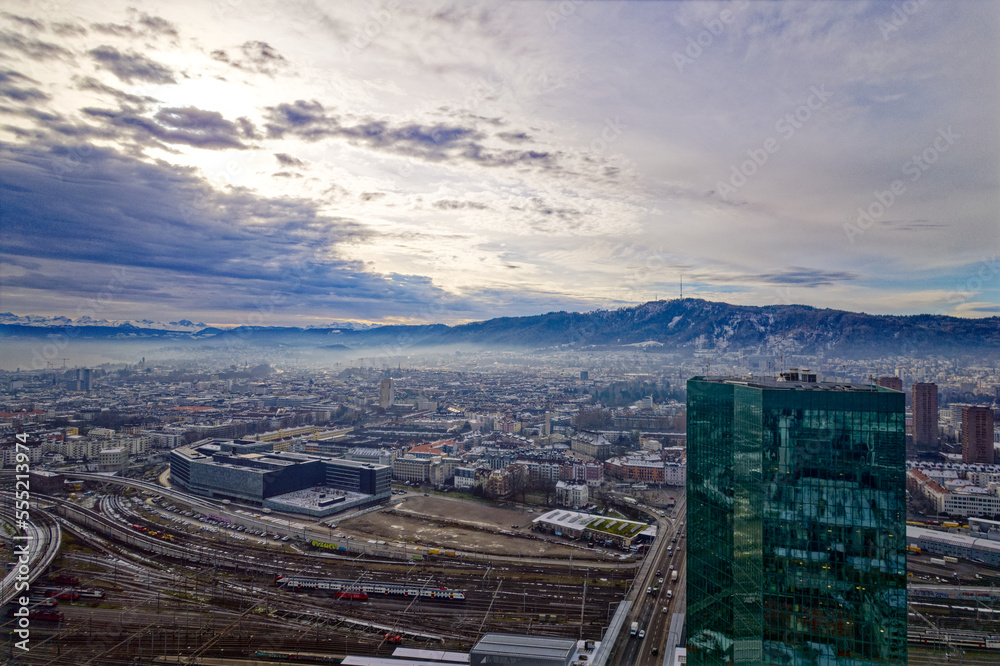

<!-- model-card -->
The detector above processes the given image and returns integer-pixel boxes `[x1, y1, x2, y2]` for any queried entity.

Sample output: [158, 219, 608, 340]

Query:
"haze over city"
[1, 0, 998, 329]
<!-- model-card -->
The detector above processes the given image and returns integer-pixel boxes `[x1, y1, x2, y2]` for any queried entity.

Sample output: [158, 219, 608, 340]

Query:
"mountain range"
[2, 299, 999, 357]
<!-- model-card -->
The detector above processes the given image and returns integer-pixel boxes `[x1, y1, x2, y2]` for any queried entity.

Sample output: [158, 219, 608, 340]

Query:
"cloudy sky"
[1, 0, 997, 328]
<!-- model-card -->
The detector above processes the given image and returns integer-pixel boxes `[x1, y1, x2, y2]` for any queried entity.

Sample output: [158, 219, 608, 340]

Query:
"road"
[610, 490, 686, 666]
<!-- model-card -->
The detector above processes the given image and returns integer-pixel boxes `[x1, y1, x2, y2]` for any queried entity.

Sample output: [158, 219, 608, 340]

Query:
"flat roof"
[472, 633, 576, 659]
[694, 376, 886, 392]
[392, 647, 470, 663]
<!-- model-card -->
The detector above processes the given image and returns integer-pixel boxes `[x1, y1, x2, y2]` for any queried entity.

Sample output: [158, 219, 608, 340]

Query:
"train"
[29, 609, 64, 622]
[275, 576, 467, 601]
[44, 590, 80, 601]
[334, 591, 369, 600]
[254, 650, 345, 663]
[53, 574, 79, 585]
[908, 628, 1000, 649]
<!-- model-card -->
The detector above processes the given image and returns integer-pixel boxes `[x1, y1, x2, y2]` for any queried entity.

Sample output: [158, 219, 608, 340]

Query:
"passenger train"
[275, 575, 467, 601]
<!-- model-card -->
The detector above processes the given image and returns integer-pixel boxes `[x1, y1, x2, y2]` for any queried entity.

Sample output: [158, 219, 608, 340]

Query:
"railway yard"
[7, 475, 1000, 664]
[1, 478, 643, 665]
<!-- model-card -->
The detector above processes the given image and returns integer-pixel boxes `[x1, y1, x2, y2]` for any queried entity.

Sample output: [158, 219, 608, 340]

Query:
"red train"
[29, 609, 64, 622]
[334, 591, 368, 600]
[44, 590, 80, 601]
[53, 574, 79, 585]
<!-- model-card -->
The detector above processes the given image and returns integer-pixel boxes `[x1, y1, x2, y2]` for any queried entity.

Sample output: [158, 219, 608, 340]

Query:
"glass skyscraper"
[687, 376, 907, 665]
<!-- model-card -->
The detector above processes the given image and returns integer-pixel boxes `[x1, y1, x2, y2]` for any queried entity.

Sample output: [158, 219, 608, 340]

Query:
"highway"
[609, 490, 686, 666]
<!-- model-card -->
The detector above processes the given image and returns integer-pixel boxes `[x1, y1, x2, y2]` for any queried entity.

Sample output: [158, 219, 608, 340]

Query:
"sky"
[1, 0, 998, 328]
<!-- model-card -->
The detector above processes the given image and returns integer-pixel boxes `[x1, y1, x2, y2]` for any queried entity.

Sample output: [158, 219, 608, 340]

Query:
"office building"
[169, 439, 391, 515]
[687, 376, 907, 664]
[913, 382, 938, 450]
[962, 406, 995, 464]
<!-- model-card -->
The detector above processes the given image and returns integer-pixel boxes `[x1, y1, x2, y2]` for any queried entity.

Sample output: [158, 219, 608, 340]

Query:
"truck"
[670, 570, 678, 583]
[630, 621, 639, 636]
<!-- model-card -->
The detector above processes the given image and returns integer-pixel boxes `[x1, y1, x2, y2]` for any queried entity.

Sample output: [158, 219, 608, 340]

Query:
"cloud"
[0, 141, 475, 322]
[90, 12, 177, 39]
[274, 153, 305, 167]
[0, 30, 72, 60]
[264, 99, 558, 169]
[211, 41, 288, 75]
[88, 45, 176, 84]
[433, 199, 490, 210]
[0, 70, 48, 102]
[1, 13, 43, 31]
[51, 22, 88, 37]
[135, 13, 178, 37]
[74, 76, 159, 106]
[748, 268, 858, 288]
[80, 105, 250, 150]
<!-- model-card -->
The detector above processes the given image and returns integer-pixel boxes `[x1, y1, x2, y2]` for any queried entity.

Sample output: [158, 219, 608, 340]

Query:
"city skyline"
[1, 1, 998, 328]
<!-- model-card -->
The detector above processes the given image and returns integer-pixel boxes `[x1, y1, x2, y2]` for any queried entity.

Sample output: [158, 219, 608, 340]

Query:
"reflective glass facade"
[687, 378, 907, 665]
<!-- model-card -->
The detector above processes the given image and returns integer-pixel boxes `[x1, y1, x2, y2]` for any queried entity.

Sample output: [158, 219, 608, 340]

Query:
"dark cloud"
[1, 14, 43, 31]
[877, 219, 948, 231]
[91, 22, 137, 37]
[74, 76, 159, 106]
[236, 117, 258, 139]
[212, 41, 288, 75]
[273, 171, 302, 178]
[0, 30, 72, 59]
[752, 268, 857, 287]
[433, 199, 489, 210]
[496, 131, 531, 143]
[274, 153, 305, 167]
[88, 46, 176, 84]
[51, 22, 88, 37]
[0, 141, 467, 320]
[0, 70, 48, 102]
[360, 192, 385, 202]
[136, 13, 178, 37]
[264, 100, 556, 169]
[81, 105, 250, 150]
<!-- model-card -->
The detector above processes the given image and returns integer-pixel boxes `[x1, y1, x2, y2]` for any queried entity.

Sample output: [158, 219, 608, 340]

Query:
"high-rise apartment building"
[876, 376, 902, 392]
[378, 378, 394, 409]
[912, 382, 938, 450]
[962, 406, 995, 464]
[687, 376, 907, 664]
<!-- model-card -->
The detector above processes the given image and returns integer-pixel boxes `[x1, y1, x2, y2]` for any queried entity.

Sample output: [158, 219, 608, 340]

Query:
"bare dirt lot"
[341, 495, 607, 560]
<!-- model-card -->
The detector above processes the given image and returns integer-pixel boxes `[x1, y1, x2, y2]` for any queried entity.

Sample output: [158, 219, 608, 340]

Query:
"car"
[658, 578, 663, 584]
[647, 587, 652, 595]
[638, 630, 645, 639]
[662, 606, 668, 614]
[424, 493, 429, 496]
[656, 569, 662, 576]
[652, 647, 658, 655]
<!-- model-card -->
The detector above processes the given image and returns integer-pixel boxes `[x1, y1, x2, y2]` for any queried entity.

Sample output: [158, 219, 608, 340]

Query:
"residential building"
[913, 382, 939, 450]
[555, 481, 588, 509]
[962, 406, 995, 464]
